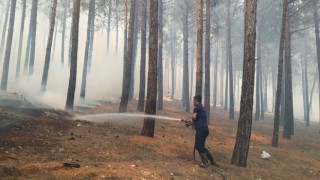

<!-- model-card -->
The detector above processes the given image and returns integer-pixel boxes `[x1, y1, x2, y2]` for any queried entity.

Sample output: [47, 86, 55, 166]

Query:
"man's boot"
[200, 153, 209, 168]
[206, 152, 215, 166]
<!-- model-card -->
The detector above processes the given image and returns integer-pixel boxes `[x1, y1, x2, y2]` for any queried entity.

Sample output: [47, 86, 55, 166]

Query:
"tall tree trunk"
[301, 53, 307, 122]
[220, 58, 224, 106]
[231, 0, 257, 167]
[170, 26, 175, 100]
[260, 64, 264, 119]
[107, 0, 112, 53]
[122, 0, 128, 84]
[61, 0, 67, 66]
[115, 0, 119, 53]
[304, 59, 310, 126]
[224, 40, 229, 111]
[88, 0, 96, 73]
[23, 17, 32, 75]
[182, 0, 190, 112]
[80, 0, 95, 99]
[0, 1, 10, 60]
[0, 0, 16, 90]
[283, 8, 294, 138]
[119, 0, 136, 112]
[65, 0, 81, 111]
[213, 34, 219, 108]
[195, 0, 203, 96]
[157, 0, 164, 110]
[190, 37, 195, 103]
[313, 0, 320, 125]
[51, 20, 58, 61]
[129, 1, 139, 101]
[272, 65, 276, 112]
[263, 69, 268, 112]
[137, 0, 147, 112]
[28, 0, 38, 76]
[15, 0, 26, 80]
[204, 0, 211, 120]
[41, 0, 58, 92]
[255, 25, 261, 121]
[272, 0, 287, 147]
[68, 0, 72, 67]
[227, 0, 234, 119]
[141, 0, 158, 137]
[280, 57, 286, 125]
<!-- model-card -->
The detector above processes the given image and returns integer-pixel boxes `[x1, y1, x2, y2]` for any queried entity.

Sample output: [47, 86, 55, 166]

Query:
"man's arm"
[192, 112, 197, 121]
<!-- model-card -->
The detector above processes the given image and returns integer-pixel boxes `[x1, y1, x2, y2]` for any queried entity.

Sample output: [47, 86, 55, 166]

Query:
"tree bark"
[170, 26, 176, 100]
[51, 21, 58, 61]
[283, 7, 294, 139]
[15, 0, 26, 80]
[28, 0, 38, 76]
[272, 0, 287, 147]
[119, 0, 136, 112]
[65, 0, 81, 111]
[255, 25, 261, 121]
[88, 0, 96, 73]
[122, 0, 128, 87]
[157, 0, 164, 110]
[41, 0, 58, 92]
[313, 0, 320, 125]
[0, 0, 16, 90]
[137, 0, 147, 112]
[231, 0, 257, 167]
[61, 0, 67, 66]
[141, 0, 158, 137]
[260, 63, 264, 119]
[204, 0, 211, 121]
[182, 0, 190, 112]
[80, 0, 95, 99]
[213, 36, 218, 108]
[227, 0, 234, 119]
[0, 0, 10, 60]
[195, 0, 203, 96]
[23, 15, 32, 75]
[107, 0, 112, 53]
[115, 0, 119, 53]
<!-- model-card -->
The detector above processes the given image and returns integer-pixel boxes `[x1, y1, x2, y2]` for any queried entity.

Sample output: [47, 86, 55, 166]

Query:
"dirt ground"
[0, 100, 320, 180]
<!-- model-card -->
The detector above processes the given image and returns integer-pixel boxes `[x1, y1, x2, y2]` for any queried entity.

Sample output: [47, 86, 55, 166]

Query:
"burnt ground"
[0, 100, 319, 180]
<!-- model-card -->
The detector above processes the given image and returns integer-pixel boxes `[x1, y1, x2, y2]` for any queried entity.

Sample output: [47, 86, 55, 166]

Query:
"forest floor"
[0, 99, 320, 180]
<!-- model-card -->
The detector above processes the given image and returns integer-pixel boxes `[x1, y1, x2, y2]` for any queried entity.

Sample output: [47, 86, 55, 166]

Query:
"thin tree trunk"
[227, 0, 234, 119]
[0, 1, 10, 60]
[213, 35, 219, 108]
[170, 26, 175, 100]
[263, 69, 268, 112]
[122, 0, 128, 83]
[115, 0, 119, 53]
[119, 0, 136, 112]
[51, 20, 58, 61]
[195, 0, 203, 96]
[272, 65, 276, 112]
[28, 0, 38, 76]
[260, 64, 264, 119]
[313, 0, 320, 125]
[61, 0, 67, 66]
[107, 0, 112, 53]
[15, 0, 26, 80]
[0, 0, 16, 90]
[141, 0, 158, 137]
[220, 58, 224, 106]
[231, 0, 257, 167]
[41, 0, 58, 92]
[23, 19, 32, 75]
[129, 1, 139, 101]
[88, 0, 96, 72]
[224, 39, 229, 111]
[272, 0, 287, 147]
[255, 25, 261, 121]
[80, 0, 95, 99]
[157, 0, 164, 110]
[182, 0, 190, 112]
[204, 0, 211, 121]
[304, 55, 310, 126]
[301, 54, 307, 122]
[65, 0, 81, 111]
[283, 8, 294, 138]
[137, 0, 147, 112]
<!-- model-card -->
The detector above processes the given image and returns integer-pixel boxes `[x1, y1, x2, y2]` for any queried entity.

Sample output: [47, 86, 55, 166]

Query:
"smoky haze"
[0, 0, 319, 123]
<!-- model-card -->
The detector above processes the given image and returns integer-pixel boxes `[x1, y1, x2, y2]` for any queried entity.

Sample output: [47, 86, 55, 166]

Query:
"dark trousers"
[195, 126, 209, 154]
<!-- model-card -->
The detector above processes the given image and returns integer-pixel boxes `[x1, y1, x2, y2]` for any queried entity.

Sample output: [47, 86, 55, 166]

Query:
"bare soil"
[0, 100, 319, 180]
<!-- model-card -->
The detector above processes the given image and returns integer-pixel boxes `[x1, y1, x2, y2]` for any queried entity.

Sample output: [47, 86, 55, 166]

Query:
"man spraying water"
[192, 95, 215, 168]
